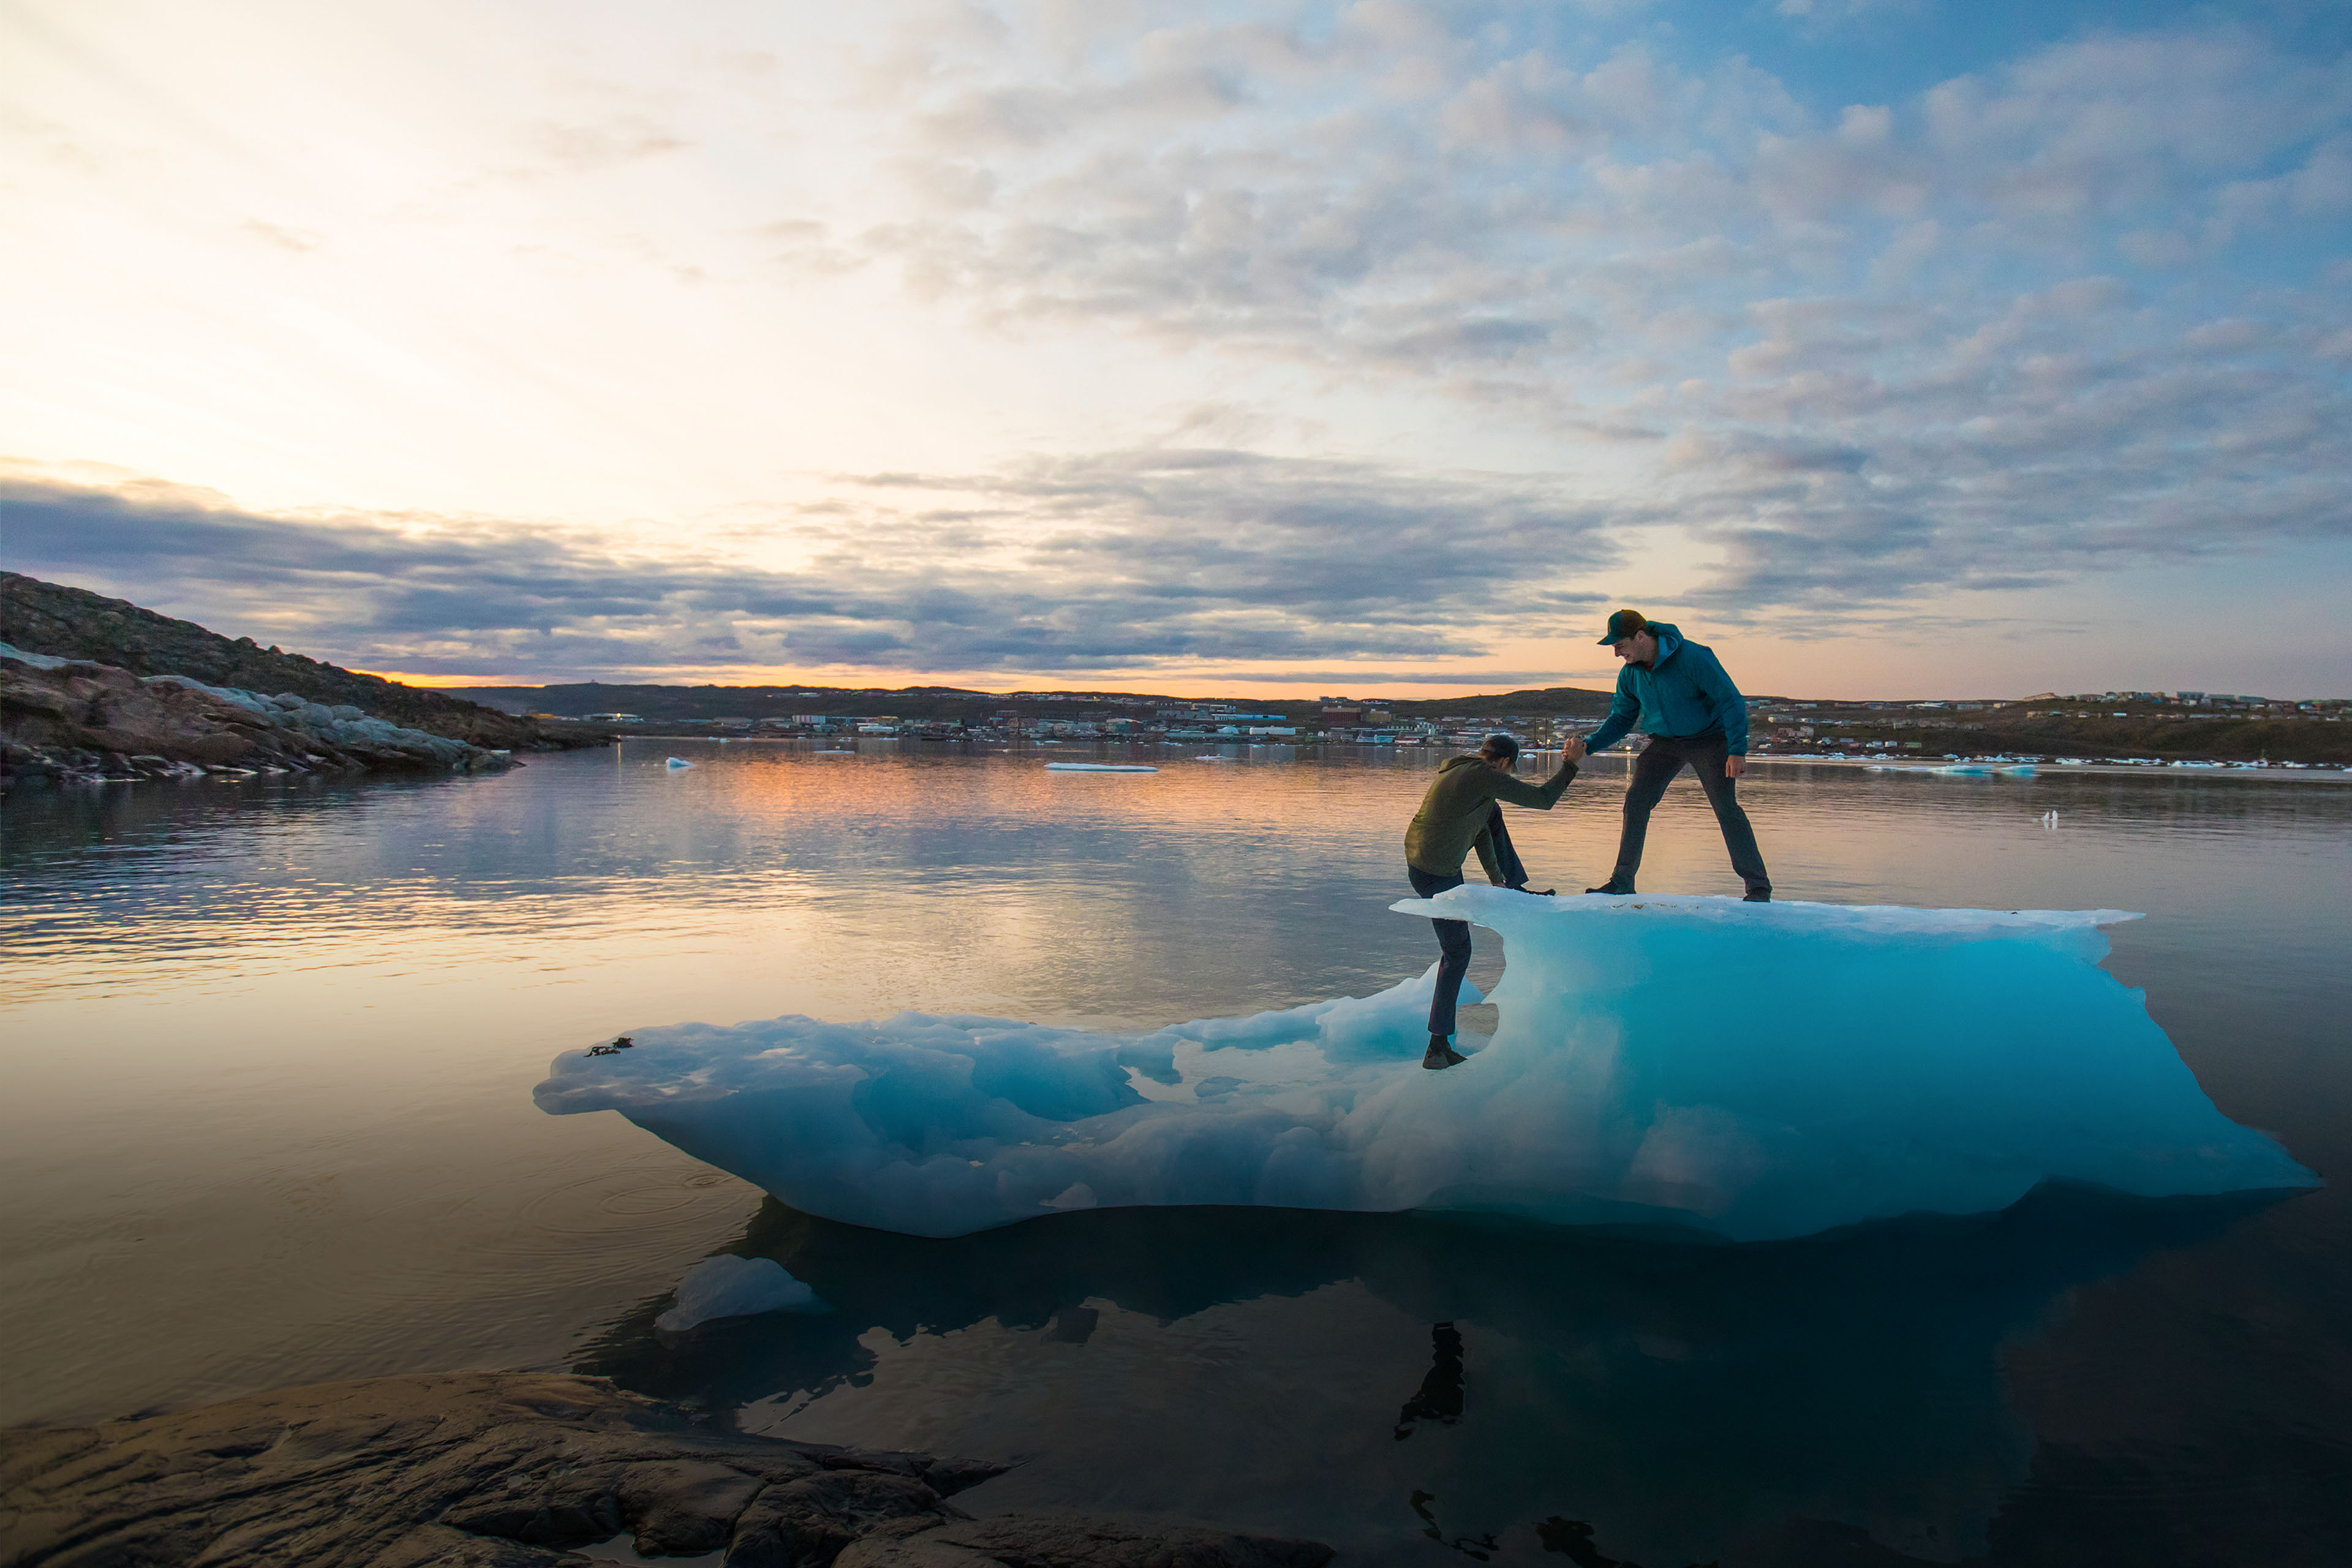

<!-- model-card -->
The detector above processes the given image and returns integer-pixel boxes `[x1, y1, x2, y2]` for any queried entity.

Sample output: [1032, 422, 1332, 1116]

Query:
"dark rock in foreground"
[0, 1373, 1333, 1568]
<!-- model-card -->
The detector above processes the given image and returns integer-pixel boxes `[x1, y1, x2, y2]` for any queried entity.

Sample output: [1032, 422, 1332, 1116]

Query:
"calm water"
[4, 742, 2348, 1566]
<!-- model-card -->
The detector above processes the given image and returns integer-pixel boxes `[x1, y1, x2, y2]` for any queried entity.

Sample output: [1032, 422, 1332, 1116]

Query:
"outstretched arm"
[1488, 756, 1580, 810]
[1586, 674, 1639, 753]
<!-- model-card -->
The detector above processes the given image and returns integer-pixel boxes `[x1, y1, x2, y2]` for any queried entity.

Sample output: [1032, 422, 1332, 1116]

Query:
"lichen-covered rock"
[0, 570, 579, 752]
[0, 1373, 1331, 1568]
[832, 1514, 1338, 1568]
[1, 643, 514, 786]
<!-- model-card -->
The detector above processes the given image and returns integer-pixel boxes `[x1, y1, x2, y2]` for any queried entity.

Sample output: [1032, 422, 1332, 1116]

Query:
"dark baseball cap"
[1480, 733, 1520, 761]
[1597, 608, 1648, 645]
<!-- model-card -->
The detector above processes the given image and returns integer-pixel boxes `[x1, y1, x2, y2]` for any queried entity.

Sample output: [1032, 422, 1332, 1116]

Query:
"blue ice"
[655, 1254, 826, 1332]
[534, 893, 2315, 1241]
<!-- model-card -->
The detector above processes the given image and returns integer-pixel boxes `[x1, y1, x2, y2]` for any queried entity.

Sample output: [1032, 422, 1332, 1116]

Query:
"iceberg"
[654, 1254, 825, 1332]
[534, 893, 2314, 1242]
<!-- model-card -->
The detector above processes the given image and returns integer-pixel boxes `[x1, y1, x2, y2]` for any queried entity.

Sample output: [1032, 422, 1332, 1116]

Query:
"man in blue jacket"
[1581, 609, 1772, 901]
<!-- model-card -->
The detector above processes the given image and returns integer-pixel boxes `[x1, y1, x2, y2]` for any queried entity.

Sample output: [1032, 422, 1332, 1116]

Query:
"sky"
[2, 0, 2348, 699]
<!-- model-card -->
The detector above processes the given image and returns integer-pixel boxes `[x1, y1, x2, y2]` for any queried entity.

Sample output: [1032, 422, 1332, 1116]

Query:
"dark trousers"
[1408, 864, 1471, 1038]
[1608, 731, 1771, 895]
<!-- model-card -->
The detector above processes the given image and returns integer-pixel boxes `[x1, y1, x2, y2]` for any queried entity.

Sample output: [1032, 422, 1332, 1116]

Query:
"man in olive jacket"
[1583, 609, 1771, 901]
[1404, 733, 1584, 1069]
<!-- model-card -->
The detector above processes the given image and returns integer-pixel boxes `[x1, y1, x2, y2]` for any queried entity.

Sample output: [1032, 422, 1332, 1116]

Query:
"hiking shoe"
[1744, 888, 1772, 903]
[1585, 881, 1635, 895]
[1423, 1038, 1469, 1070]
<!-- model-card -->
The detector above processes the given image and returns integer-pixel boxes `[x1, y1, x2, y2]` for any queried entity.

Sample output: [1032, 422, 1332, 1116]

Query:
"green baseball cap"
[1597, 609, 1648, 645]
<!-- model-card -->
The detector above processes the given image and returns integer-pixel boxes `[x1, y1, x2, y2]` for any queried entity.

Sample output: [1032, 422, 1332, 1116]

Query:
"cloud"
[828, 15, 2346, 375]
[7, 2, 2348, 689]
[0, 455, 1629, 679]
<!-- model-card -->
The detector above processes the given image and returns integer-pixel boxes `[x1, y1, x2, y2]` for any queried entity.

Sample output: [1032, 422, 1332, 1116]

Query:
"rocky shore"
[1, 643, 518, 788]
[0, 1373, 1333, 1568]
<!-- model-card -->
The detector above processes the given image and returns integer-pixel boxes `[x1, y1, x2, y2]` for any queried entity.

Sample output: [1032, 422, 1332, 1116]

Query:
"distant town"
[448, 683, 2352, 768]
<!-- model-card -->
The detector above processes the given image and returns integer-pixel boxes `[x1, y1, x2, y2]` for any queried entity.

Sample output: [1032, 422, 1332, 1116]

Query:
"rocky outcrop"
[0, 1373, 1333, 1568]
[0, 572, 587, 752]
[1, 643, 516, 786]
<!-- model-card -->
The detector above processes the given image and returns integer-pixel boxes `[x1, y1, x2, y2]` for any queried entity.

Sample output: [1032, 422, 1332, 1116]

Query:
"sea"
[3, 741, 2347, 1566]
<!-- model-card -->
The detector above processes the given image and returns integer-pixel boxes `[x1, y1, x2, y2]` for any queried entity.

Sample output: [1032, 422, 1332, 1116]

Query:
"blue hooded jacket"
[1586, 622, 1750, 755]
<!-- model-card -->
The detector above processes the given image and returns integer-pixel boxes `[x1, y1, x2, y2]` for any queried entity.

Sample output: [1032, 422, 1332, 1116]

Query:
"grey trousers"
[1407, 865, 1471, 1038]
[1607, 731, 1770, 895]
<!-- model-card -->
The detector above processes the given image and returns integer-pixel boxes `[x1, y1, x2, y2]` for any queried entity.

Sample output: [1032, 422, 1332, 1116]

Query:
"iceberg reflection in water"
[575, 1186, 2293, 1566]
[535, 894, 2313, 1241]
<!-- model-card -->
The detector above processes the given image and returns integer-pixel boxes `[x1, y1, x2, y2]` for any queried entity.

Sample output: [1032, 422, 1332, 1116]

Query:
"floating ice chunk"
[654, 1254, 824, 1332]
[665, 757, 694, 769]
[535, 894, 2313, 1242]
[1044, 763, 1159, 773]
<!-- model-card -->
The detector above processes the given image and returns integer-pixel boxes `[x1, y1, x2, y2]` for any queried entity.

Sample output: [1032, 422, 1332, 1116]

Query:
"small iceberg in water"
[665, 756, 694, 769]
[654, 1254, 826, 1332]
[537, 894, 2313, 1242]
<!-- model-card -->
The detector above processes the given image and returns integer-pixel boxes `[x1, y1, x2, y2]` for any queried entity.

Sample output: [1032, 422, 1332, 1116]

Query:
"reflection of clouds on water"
[573, 1185, 2286, 1566]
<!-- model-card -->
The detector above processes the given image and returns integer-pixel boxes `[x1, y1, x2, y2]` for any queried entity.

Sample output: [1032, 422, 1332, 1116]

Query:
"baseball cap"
[1598, 609, 1648, 645]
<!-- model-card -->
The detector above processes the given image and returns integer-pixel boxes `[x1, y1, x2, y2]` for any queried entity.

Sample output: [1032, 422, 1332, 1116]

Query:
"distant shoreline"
[549, 733, 2352, 783]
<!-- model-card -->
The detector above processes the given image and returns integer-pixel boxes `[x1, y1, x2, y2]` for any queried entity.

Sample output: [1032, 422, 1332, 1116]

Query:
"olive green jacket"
[1404, 754, 1578, 880]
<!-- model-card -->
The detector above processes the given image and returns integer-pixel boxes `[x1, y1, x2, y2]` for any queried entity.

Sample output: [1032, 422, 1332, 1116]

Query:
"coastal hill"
[0, 572, 579, 752]
[447, 681, 1619, 723]
[6, 570, 2339, 763]
[452, 679, 2349, 764]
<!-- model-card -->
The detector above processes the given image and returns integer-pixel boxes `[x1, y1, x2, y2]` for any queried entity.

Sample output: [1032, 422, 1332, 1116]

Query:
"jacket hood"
[1438, 754, 1485, 774]
[1646, 622, 1685, 663]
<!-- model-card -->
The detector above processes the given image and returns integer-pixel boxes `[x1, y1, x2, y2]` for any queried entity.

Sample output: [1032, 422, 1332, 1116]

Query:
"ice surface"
[535, 892, 2315, 1242]
[654, 1254, 824, 1332]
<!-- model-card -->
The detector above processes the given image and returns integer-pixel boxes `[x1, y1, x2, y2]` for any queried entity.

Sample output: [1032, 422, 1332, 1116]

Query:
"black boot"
[1743, 887, 1772, 903]
[1423, 1035, 1468, 1069]
[1585, 880, 1635, 895]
